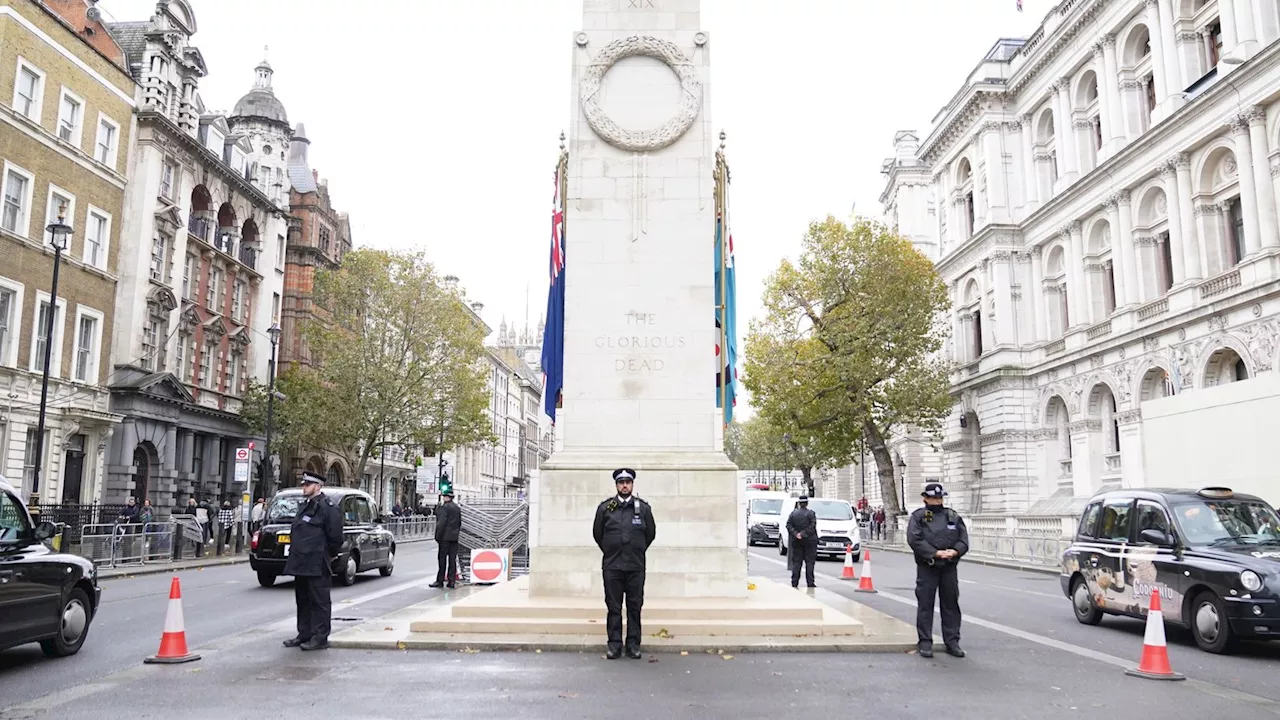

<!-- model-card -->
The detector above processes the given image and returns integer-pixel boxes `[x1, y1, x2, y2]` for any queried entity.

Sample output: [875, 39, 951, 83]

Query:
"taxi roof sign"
[1197, 486, 1234, 499]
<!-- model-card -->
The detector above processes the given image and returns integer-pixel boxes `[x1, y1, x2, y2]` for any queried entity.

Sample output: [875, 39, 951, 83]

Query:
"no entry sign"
[469, 548, 510, 584]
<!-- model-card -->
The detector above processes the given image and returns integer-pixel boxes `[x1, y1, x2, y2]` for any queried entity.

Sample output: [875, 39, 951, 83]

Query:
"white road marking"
[959, 578, 1061, 599]
[750, 550, 1280, 713]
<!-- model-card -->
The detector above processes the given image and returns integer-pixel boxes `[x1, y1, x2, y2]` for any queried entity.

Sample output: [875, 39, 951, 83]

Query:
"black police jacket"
[786, 508, 818, 546]
[907, 505, 970, 568]
[593, 496, 656, 572]
[435, 502, 461, 542]
[282, 493, 344, 577]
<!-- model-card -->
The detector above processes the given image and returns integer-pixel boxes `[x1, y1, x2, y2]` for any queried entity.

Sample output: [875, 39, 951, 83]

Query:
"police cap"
[301, 472, 325, 486]
[612, 468, 636, 483]
[797, 495, 809, 504]
[922, 482, 948, 498]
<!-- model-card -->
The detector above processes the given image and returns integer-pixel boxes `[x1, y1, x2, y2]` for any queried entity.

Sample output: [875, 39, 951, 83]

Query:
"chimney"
[893, 130, 920, 164]
[312, 169, 318, 184]
[470, 302, 484, 313]
[443, 275, 459, 291]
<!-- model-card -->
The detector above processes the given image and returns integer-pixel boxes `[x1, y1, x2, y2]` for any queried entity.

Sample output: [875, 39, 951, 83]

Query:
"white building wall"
[879, 0, 1280, 515]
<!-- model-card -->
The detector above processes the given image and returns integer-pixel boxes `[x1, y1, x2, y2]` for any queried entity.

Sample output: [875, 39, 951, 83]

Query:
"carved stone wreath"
[579, 35, 702, 152]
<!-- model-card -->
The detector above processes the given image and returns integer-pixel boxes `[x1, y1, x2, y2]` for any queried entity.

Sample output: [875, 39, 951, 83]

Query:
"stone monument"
[529, 0, 746, 599]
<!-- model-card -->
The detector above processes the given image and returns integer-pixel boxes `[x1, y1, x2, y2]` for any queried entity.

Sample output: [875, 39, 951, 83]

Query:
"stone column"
[1019, 115, 1039, 212]
[1272, 159, 1280, 251]
[1133, 236, 1156, 300]
[1227, 115, 1263, 257]
[1030, 246, 1047, 342]
[1116, 190, 1139, 306]
[1234, 0, 1259, 57]
[1174, 153, 1200, 279]
[1245, 107, 1279, 249]
[1053, 79, 1078, 182]
[1068, 419, 1101, 498]
[1146, 0, 1172, 102]
[1067, 221, 1088, 327]
[933, 175, 946, 252]
[1116, 409, 1145, 489]
[982, 122, 1008, 224]
[992, 251, 1014, 345]
[1104, 195, 1130, 307]
[1100, 35, 1124, 148]
[1120, 79, 1145, 138]
[1161, 158, 1188, 283]
[972, 135, 988, 229]
[1220, 0, 1240, 49]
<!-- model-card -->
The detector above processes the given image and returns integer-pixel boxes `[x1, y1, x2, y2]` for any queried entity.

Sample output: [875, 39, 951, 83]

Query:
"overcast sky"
[100, 0, 1052, 409]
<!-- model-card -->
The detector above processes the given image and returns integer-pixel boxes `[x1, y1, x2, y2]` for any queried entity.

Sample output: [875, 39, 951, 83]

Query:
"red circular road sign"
[471, 550, 505, 583]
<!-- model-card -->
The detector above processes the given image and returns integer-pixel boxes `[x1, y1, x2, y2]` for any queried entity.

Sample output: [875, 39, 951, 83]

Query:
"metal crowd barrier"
[868, 527, 1068, 569]
[76, 521, 181, 568]
[378, 516, 435, 541]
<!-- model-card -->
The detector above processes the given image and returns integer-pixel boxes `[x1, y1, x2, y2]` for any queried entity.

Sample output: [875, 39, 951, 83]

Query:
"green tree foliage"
[743, 216, 952, 514]
[241, 249, 494, 485]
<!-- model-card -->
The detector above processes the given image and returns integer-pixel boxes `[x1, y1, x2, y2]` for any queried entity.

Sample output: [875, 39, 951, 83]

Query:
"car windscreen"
[266, 495, 307, 524]
[810, 500, 853, 521]
[749, 499, 783, 514]
[1171, 499, 1280, 546]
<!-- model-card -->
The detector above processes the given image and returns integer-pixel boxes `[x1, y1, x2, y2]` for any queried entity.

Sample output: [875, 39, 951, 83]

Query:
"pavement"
[3, 540, 1279, 719]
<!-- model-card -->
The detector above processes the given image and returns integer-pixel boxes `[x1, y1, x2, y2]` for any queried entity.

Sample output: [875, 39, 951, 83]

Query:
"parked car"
[1061, 486, 1280, 654]
[0, 475, 101, 657]
[776, 496, 861, 560]
[746, 491, 788, 547]
[249, 487, 396, 588]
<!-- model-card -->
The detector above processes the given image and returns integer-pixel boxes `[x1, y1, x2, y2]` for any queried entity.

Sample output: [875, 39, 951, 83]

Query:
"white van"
[745, 491, 789, 546]
[776, 496, 861, 560]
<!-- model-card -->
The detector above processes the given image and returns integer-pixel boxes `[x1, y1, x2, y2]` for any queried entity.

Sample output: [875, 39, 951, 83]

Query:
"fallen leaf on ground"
[396, 641, 407, 650]
[648, 658, 659, 663]
[559, 692, 578, 699]
[680, 651, 689, 656]
[535, 649, 542, 654]
[722, 654, 735, 660]
[653, 628, 671, 638]
[460, 647, 480, 654]
[383, 626, 394, 631]
[747, 583, 757, 590]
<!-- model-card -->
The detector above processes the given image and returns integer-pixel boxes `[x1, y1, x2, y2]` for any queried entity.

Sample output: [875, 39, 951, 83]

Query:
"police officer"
[430, 490, 462, 588]
[906, 482, 969, 658]
[786, 495, 818, 588]
[282, 472, 344, 651]
[592, 468, 656, 659]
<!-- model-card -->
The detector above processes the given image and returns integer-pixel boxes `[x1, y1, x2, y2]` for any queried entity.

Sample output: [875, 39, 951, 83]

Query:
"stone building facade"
[0, 0, 134, 503]
[878, 0, 1280, 515]
[104, 0, 289, 510]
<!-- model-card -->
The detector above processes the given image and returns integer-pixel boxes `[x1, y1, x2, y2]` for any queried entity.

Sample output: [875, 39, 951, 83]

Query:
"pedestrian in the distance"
[251, 497, 266, 531]
[907, 482, 969, 659]
[218, 501, 235, 548]
[593, 468, 656, 659]
[282, 472, 343, 651]
[786, 495, 818, 588]
[430, 490, 462, 588]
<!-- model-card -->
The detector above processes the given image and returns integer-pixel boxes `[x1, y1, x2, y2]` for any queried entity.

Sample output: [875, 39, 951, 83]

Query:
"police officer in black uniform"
[906, 482, 970, 658]
[282, 472, 344, 651]
[592, 468, 656, 660]
[430, 490, 462, 588]
[786, 496, 818, 588]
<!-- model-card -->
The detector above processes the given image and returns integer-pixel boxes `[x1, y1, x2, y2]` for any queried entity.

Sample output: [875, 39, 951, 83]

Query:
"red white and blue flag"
[714, 210, 738, 425]
[540, 166, 566, 423]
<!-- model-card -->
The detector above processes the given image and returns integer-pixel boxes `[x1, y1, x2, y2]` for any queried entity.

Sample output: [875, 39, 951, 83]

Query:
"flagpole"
[715, 132, 729, 428]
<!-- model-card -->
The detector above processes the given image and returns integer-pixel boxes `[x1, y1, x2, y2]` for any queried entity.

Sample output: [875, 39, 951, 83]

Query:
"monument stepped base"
[328, 576, 921, 653]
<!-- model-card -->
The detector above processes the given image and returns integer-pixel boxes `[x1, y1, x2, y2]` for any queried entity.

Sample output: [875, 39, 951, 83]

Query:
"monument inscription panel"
[593, 312, 687, 373]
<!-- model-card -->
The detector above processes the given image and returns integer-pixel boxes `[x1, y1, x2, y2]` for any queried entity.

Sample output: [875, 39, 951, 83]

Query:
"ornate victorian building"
[879, 0, 1280, 514]
[105, 0, 289, 509]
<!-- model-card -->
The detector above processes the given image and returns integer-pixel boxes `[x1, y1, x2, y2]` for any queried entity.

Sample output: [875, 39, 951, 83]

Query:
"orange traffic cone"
[145, 577, 201, 664]
[1124, 589, 1184, 681]
[854, 550, 877, 593]
[841, 544, 857, 580]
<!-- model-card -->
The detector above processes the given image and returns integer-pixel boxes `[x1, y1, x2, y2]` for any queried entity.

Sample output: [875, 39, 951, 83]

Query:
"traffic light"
[439, 472, 452, 496]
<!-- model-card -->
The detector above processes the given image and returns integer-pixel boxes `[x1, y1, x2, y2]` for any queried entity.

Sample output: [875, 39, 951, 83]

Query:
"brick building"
[0, 0, 135, 503]
[103, 0, 289, 510]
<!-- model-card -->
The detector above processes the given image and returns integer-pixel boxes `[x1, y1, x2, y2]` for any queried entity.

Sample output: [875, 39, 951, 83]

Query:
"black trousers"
[789, 541, 817, 587]
[294, 574, 333, 641]
[915, 562, 961, 647]
[436, 540, 459, 584]
[603, 569, 645, 652]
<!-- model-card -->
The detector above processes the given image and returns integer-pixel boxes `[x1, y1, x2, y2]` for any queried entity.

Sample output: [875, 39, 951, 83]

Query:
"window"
[319, 226, 331, 252]
[44, 186, 75, 246]
[1135, 501, 1171, 539]
[0, 486, 32, 544]
[1207, 21, 1223, 66]
[224, 352, 240, 395]
[963, 193, 975, 239]
[1157, 232, 1174, 294]
[2, 164, 34, 236]
[276, 234, 285, 270]
[205, 127, 224, 157]
[94, 114, 119, 167]
[198, 341, 215, 389]
[175, 332, 191, 382]
[1144, 74, 1156, 115]
[72, 310, 100, 383]
[84, 208, 109, 268]
[1049, 152, 1059, 186]
[13, 59, 44, 121]
[57, 88, 83, 144]
[1097, 498, 1134, 542]
[0, 283, 17, 367]
[151, 235, 170, 281]
[1092, 118, 1103, 151]
[141, 316, 159, 371]
[971, 310, 983, 358]
[272, 292, 280, 323]
[207, 267, 222, 312]
[22, 428, 40, 493]
[30, 296, 64, 377]
[231, 280, 245, 322]
[1226, 197, 1245, 265]
[1076, 502, 1102, 538]
[1233, 358, 1249, 382]
[183, 254, 196, 299]
[1103, 262, 1117, 316]
[160, 162, 177, 200]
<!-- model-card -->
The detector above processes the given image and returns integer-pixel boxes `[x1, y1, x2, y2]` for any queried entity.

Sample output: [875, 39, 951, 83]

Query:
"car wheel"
[1071, 576, 1103, 625]
[257, 571, 277, 588]
[340, 553, 358, 586]
[40, 587, 92, 658]
[379, 549, 395, 577]
[1191, 590, 1238, 654]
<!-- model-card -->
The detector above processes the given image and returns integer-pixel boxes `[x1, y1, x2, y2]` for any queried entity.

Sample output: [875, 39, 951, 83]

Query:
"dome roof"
[232, 59, 288, 125]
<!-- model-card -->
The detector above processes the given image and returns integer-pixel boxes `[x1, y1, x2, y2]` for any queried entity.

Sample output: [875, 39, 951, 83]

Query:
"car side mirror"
[1139, 528, 1172, 546]
[33, 521, 59, 542]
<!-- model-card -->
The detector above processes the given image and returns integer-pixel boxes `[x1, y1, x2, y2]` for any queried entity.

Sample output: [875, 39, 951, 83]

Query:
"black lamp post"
[781, 432, 791, 491]
[260, 323, 281, 499]
[897, 456, 908, 515]
[30, 204, 71, 504]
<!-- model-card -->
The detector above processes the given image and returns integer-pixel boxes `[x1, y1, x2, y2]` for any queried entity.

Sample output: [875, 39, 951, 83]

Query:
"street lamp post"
[30, 205, 72, 505]
[897, 457, 908, 516]
[782, 433, 791, 492]
[260, 323, 281, 500]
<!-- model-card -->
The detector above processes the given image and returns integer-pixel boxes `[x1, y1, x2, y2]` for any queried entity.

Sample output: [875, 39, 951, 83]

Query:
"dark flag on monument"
[541, 162, 566, 424]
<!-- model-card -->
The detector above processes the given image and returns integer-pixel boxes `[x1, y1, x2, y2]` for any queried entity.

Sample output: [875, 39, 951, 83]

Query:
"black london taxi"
[0, 475, 101, 657]
[1060, 486, 1280, 654]
[249, 487, 396, 588]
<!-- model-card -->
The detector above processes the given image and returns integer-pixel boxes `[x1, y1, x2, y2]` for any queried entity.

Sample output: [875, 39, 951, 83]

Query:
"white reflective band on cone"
[164, 599, 186, 634]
